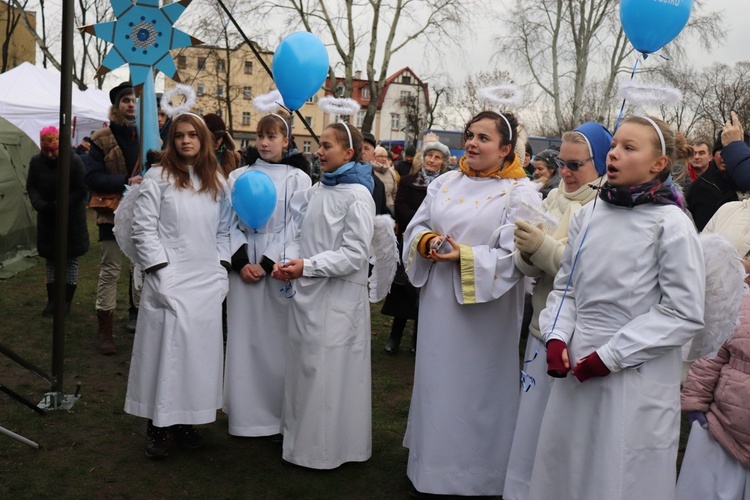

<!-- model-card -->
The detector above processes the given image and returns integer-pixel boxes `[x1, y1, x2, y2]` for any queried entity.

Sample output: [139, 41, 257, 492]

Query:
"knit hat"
[422, 141, 450, 160]
[405, 144, 417, 157]
[203, 113, 226, 135]
[362, 132, 376, 148]
[40, 126, 59, 151]
[109, 81, 134, 106]
[534, 149, 559, 170]
[574, 122, 613, 175]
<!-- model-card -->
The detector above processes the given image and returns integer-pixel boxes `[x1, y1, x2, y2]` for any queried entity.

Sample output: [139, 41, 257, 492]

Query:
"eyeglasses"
[554, 157, 593, 172]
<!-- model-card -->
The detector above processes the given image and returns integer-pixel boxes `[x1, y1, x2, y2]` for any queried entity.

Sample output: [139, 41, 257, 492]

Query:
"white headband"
[498, 112, 513, 142]
[340, 122, 353, 150]
[642, 116, 666, 156]
[181, 112, 205, 123]
[271, 113, 288, 136]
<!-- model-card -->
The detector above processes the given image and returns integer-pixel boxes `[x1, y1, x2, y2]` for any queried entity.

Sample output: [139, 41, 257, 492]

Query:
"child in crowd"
[401, 111, 540, 496]
[271, 122, 375, 469]
[223, 113, 311, 437]
[529, 116, 706, 499]
[124, 113, 231, 458]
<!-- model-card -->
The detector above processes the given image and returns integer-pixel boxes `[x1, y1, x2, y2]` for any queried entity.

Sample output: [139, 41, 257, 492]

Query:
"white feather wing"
[368, 214, 398, 303]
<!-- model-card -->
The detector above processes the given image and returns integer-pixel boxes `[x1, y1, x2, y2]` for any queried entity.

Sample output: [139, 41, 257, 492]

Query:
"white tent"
[0, 62, 110, 147]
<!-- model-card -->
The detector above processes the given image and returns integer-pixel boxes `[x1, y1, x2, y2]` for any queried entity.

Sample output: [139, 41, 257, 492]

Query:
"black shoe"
[146, 422, 169, 458]
[170, 424, 205, 449]
[126, 308, 138, 333]
[42, 283, 55, 317]
[42, 302, 54, 317]
[384, 336, 401, 355]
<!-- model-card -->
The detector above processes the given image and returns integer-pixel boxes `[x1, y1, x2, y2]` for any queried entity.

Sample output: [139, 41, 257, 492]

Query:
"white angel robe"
[124, 166, 231, 427]
[223, 161, 311, 437]
[529, 201, 706, 500]
[402, 170, 541, 496]
[281, 182, 375, 469]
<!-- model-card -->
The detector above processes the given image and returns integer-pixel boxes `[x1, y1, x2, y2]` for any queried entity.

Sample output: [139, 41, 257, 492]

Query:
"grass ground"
[0, 211, 689, 498]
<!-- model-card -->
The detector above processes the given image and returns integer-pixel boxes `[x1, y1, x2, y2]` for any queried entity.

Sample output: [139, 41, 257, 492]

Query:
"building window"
[306, 95, 316, 104]
[356, 110, 365, 127]
[303, 141, 311, 153]
[243, 86, 252, 99]
[242, 112, 251, 125]
[244, 60, 253, 74]
[304, 116, 313, 128]
[216, 85, 224, 97]
[197, 57, 206, 70]
[196, 83, 204, 96]
[336, 83, 345, 97]
[400, 90, 411, 101]
[390, 113, 400, 130]
[361, 87, 369, 99]
[176, 55, 186, 69]
[216, 59, 226, 73]
[401, 74, 411, 84]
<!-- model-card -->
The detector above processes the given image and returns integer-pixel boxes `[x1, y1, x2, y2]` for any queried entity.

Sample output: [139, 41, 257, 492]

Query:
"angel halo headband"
[317, 96, 361, 151]
[641, 116, 666, 157]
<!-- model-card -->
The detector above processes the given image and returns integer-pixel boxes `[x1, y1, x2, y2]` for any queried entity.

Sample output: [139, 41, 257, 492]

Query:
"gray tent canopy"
[0, 116, 38, 276]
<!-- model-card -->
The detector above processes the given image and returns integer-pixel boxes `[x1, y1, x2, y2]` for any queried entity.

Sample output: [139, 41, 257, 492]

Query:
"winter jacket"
[84, 106, 139, 236]
[723, 140, 750, 192]
[394, 172, 427, 236]
[215, 133, 242, 178]
[686, 161, 739, 231]
[26, 152, 90, 259]
[371, 161, 399, 212]
[703, 199, 750, 259]
[681, 294, 750, 468]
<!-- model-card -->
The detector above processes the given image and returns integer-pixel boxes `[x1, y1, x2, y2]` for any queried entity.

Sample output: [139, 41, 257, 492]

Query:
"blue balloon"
[272, 32, 329, 111]
[620, 0, 693, 55]
[232, 170, 277, 230]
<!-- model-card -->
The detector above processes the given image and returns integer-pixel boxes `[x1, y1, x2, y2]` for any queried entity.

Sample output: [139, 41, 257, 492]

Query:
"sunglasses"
[554, 157, 593, 172]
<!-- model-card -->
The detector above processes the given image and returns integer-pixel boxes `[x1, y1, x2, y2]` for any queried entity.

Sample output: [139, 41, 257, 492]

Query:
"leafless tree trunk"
[75, 0, 111, 89]
[2, 0, 25, 72]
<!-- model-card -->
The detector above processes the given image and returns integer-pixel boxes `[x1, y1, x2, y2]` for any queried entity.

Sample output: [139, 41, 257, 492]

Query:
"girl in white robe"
[223, 114, 311, 437]
[402, 111, 541, 496]
[529, 116, 706, 499]
[124, 113, 231, 458]
[272, 123, 375, 469]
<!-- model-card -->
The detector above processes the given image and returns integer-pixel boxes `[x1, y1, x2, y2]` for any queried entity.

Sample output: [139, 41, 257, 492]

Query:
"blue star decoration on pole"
[79, 0, 202, 92]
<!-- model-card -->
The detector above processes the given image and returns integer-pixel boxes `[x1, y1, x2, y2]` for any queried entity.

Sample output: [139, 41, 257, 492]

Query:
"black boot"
[146, 420, 169, 458]
[410, 320, 418, 354]
[126, 307, 138, 333]
[385, 318, 406, 355]
[65, 283, 76, 315]
[42, 283, 55, 317]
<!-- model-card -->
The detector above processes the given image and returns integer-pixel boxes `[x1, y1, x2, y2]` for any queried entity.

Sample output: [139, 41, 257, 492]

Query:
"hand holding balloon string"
[272, 259, 303, 281]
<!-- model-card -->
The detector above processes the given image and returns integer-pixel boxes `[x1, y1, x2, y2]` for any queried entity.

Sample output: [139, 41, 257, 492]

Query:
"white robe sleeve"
[302, 190, 375, 278]
[216, 185, 232, 264]
[263, 170, 312, 263]
[539, 208, 586, 345]
[132, 170, 169, 271]
[597, 214, 706, 372]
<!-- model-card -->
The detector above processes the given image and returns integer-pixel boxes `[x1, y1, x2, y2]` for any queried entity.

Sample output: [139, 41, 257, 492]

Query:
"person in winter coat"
[203, 113, 241, 178]
[505, 122, 611, 500]
[532, 148, 561, 199]
[677, 292, 750, 499]
[719, 111, 750, 192]
[223, 113, 311, 438]
[382, 140, 450, 354]
[686, 134, 740, 231]
[124, 112, 231, 459]
[371, 146, 399, 214]
[27, 126, 90, 316]
[85, 81, 142, 354]
[529, 116, 705, 500]
[402, 111, 541, 496]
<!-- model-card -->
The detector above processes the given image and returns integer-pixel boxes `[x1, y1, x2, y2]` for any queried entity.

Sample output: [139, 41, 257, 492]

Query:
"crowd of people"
[25, 77, 750, 498]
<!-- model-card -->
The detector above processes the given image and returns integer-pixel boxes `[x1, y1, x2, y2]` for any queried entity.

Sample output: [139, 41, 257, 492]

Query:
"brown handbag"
[88, 192, 122, 214]
[88, 160, 141, 214]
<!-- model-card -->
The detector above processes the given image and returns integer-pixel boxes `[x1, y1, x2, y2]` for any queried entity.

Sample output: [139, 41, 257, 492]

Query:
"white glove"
[514, 220, 545, 255]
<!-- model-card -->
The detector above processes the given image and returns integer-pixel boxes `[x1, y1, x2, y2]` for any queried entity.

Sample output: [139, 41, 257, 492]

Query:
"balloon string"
[520, 337, 541, 393]
[614, 57, 640, 132]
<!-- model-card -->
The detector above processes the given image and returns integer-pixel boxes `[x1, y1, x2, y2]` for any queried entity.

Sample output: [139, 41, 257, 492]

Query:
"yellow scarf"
[458, 154, 526, 179]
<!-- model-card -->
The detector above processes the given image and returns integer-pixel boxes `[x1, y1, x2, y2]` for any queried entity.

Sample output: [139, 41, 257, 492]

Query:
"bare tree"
[2, 0, 26, 72]
[496, 0, 725, 133]
[441, 70, 514, 128]
[74, 0, 111, 89]
[268, 0, 468, 133]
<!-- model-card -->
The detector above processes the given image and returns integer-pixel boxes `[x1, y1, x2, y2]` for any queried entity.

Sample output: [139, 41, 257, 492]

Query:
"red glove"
[546, 339, 570, 378]
[572, 351, 610, 382]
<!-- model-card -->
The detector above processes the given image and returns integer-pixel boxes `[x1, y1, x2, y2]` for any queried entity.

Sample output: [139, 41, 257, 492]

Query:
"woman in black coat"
[382, 140, 450, 354]
[27, 127, 89, 315]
